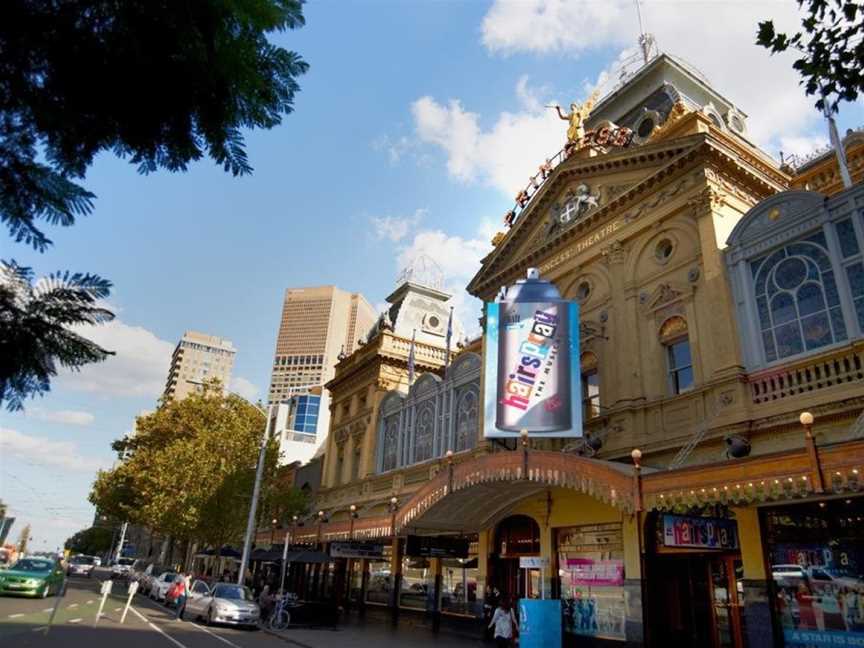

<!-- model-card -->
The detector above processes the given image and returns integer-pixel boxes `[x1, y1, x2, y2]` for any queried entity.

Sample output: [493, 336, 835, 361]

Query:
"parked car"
[111, 557, 136, 578]
[93, 556, 102, 567]
[182, 582, 260, 629]
[0, 557, 65, 598]
[138, 564, 163, 596]
[67, 555, 96, 578]
[149, 571, 180, 602]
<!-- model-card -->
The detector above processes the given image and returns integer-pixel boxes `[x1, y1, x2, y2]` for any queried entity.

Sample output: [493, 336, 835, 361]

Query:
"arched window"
[414, 403, 435, 463]
[750, 232, 847, 361]
[660, 316, 693, 395]
[381, 416, 399, 472]
[454, 387, 478, 452]
[580, 351, 600, 419]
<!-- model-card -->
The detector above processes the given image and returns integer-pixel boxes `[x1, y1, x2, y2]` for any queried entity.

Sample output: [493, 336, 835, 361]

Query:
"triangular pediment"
[472, 136, 705, 294]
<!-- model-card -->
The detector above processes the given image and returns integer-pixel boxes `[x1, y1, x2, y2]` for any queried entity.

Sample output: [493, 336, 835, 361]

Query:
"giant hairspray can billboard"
[484, 268, 582, 438]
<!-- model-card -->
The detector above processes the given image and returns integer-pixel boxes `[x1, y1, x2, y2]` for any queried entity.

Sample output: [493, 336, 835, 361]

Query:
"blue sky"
[3, 0, 863, 551]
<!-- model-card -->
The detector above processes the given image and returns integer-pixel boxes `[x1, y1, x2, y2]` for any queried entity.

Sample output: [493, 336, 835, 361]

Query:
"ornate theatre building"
[281, 54, 864, 648]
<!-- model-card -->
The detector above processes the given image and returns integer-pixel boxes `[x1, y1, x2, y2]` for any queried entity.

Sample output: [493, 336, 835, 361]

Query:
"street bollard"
[94, 579, 113, 626]
[43, 579, 67, 635]
[120, 580, 139, 624]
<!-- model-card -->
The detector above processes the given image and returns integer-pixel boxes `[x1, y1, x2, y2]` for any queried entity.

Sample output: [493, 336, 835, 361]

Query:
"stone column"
[622, 513, 645, 645]
[389, 536, 402, 625]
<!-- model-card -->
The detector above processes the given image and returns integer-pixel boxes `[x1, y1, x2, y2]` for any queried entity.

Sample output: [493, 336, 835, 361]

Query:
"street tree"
[90, 386, 273, 552]
[757, 0, 864, 111]
[65, 526, 113, 556]
[1, 0, 308, 409]
[0, 261, 114, 410]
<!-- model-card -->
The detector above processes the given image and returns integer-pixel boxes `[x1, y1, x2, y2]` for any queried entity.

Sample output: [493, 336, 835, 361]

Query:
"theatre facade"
[279, 55, 864, 648]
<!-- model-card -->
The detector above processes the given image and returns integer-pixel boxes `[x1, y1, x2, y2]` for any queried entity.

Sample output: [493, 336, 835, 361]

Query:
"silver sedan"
[182, 581, 260, 629]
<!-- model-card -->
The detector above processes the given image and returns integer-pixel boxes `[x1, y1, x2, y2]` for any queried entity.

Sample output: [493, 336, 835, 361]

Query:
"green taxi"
[0, 557, 65, 598]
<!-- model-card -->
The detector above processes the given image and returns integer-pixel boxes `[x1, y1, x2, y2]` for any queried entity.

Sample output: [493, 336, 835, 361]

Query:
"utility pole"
[238, 405, 272, 586]
[114, 522, 128, 563]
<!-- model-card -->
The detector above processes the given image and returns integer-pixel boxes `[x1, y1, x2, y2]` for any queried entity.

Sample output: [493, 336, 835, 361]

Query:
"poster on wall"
[770, 541, 864, 647]
[483, 268, 581, 439]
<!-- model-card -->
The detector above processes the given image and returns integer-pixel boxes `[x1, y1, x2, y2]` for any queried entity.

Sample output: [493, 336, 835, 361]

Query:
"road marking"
[43, 608, 53, 613]
[115, 607, 122, 612]
[8, 613, 24, 618]
[129, 606, 190, 648]
[86, 599, 94, 605]
[32, 626, 47, 632]
[190, 622, 244, 648]
[68, 603, 79, 608]
[69, 618, 82, 624]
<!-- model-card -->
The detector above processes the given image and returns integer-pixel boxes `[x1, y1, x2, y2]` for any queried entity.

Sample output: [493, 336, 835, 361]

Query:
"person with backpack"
[172, 572, 189, 620]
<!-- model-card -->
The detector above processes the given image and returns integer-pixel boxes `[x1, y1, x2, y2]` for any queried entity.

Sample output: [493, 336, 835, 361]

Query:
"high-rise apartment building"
[163, 330, 236, 401]
[268, 286, 376, 403]
[268, 286, 376, 464]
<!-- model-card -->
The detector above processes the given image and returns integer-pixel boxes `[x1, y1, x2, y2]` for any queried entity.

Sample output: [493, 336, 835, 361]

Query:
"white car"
[67, 555, 96, 577]
[149, 572, 179, 601]
[111, 557, 135, 577]
[182, 582, 260, 629]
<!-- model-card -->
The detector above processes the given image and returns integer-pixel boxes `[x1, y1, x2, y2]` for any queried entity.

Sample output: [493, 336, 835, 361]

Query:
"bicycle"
[268, 592, 299, 631]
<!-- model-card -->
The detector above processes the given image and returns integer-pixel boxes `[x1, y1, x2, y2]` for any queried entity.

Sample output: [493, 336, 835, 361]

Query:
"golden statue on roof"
[554, 89, 601, 144]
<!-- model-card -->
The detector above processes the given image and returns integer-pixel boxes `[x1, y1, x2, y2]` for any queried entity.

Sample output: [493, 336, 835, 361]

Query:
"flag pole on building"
[445, 306, 453, 378]
[408, 329, 416, 386]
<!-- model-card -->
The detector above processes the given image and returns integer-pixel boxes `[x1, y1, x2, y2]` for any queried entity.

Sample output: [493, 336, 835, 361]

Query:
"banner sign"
[565, 558, 624, 586]
[484, 269, 581, 438]
[406, 535, 470, 559]
[519, 599, 563, 648]
[329, 541, 385, 559]
[662, 515, 738, 550]
[519, 556, 549, 569]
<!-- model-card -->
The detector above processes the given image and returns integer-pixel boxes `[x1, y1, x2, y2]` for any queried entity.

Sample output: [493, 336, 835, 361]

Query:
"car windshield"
[213, 585, 254, 601]
[162, 573, 178, 582]
[118, 558, 135, 566]
[13, 559, 52, 572]
[71, 556, 95, 565]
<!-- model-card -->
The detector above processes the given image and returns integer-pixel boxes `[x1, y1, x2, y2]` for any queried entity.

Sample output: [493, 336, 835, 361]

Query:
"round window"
[774, 257, 807, 290]
[427, 315, 440, 329]
[655, 239, 674, 262]
[576, 281, 591, 302]
[637, 117, 655, 138]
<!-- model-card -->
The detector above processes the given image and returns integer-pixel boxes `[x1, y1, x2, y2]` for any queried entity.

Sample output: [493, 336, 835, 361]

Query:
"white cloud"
[0, 427, 109, 473]
[478, 0, 836, 152]
[57, 319, 174, 398]
[25, 408, 95, 426]
[229, 376, 259, 402]
[372, 134, 416, 164]
[371, 209, 427, 242]
[412, 77, 564, 196]
[777, 134, 830, 160]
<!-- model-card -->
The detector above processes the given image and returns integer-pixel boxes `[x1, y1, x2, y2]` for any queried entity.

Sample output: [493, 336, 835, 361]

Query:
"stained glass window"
[382, 416, 399, 471]
[454, 387, 478, 452]
[750, 234, 847, 361]
[414, 404, 435, 462]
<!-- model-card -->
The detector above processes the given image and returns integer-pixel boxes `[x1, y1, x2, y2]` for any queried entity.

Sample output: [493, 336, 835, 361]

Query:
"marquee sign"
[661, 515, 738, 550]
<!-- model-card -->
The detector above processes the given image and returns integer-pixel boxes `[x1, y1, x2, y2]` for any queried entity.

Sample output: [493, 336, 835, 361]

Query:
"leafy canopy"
[1, 0, 309, 251]
[0, 260, 114, 411]
[91, 386, 278, 549]
[65, 526, 113, 555]
[757, 0, 864, 112]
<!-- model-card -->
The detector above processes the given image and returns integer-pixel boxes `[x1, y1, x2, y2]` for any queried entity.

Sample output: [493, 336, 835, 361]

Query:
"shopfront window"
[441, 557, 481, 617]
[557, 523, 626, 641]
[348, 559, 363, 603]
[400, 556, 434, 610]
[365, 545, 392, 605]
[762, 498, 864, 647]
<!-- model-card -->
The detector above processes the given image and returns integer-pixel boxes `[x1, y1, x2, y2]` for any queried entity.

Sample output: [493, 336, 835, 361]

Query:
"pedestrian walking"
[488, 596, 518, 648]
[173, 572, 189, 620]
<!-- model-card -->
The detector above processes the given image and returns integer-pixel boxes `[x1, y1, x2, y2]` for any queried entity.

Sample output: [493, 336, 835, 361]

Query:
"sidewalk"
[264, 616, 487, 648]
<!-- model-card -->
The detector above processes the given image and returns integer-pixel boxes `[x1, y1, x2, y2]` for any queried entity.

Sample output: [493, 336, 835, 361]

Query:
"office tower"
[163, 330, 236, 401]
